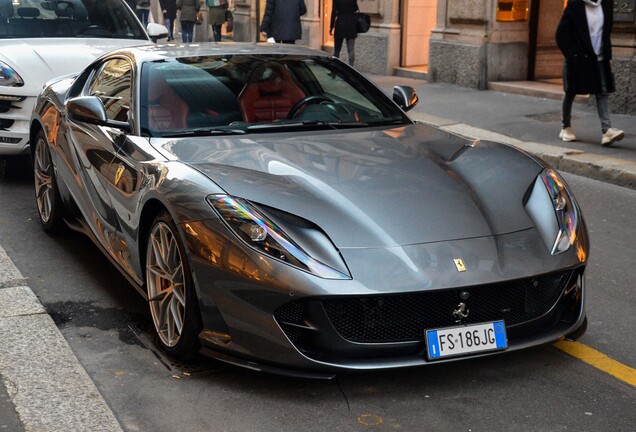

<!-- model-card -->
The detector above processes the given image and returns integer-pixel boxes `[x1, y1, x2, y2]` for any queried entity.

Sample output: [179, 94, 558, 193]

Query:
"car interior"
[238, 63, 306, 123]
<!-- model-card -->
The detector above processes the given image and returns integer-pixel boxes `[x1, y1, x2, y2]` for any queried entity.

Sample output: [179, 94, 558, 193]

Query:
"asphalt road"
[0, 156, 634, 432]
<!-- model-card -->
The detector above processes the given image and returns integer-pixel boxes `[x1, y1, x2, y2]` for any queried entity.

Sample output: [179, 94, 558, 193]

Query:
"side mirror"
[393, 85, 419, 112]
[147, 23, 169, 43]
[66, 96, 131, 132]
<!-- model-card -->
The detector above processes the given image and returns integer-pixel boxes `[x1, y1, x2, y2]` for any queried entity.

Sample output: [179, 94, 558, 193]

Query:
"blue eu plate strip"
[494, 321, 507, 348]
[427, 330, 440, 359]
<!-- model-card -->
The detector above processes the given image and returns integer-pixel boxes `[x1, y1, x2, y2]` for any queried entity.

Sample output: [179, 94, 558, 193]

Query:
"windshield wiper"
[246, 121, 369, 131]
[160, 128, 246, 138]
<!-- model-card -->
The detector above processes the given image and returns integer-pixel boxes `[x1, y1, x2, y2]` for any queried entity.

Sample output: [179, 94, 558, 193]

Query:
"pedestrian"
[259, 0, 306, 44]
[206, 0, 227, 42]
[176, 0, 201, 43]
[136, 0, 151, 26]
[555, 0, 624, 146]
[160, 0, 178, 41]
[329, 0, 358, 66]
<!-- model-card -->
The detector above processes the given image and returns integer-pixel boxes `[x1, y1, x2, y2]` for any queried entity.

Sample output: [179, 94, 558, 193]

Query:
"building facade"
[187, 0, 636, 114]
[428, 0, 636, 114]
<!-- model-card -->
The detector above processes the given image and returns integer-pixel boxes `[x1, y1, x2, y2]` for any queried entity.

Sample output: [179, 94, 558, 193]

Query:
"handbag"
[356, 13, 370, 33]
[225, 10, 234, 32]
[195, 11, 203, 25]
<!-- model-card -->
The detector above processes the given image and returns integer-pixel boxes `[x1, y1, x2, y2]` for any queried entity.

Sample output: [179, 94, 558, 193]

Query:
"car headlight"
[207, 194, 350, 279]
[0, 61, 24, 87]
[525, 168, 580, 255]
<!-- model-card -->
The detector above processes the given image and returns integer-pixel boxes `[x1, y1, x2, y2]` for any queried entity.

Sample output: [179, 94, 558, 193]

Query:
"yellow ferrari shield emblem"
[454, 258, 467, 272]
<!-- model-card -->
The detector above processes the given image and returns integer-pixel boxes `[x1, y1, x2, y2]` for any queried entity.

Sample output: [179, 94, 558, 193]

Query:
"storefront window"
[322, 0, 334, 48]
[496, 0, 528, 22]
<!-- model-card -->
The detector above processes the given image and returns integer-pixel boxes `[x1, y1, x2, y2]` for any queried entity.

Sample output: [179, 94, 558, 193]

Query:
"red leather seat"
[238, 63, 305, 123]
[146, 70, 189, 131]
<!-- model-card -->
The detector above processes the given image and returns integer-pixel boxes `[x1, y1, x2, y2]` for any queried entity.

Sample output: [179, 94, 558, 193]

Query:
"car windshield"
[140, 55, 412, 137]
[0, 0, 146, 39]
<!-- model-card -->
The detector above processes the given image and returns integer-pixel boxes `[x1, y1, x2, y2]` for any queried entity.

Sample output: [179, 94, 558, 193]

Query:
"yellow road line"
[553, 340, 636, 387]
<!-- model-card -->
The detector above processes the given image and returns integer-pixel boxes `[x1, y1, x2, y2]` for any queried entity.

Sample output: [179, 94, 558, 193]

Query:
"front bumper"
[0, 95, 35, 155]
[182, 219, 588, 376]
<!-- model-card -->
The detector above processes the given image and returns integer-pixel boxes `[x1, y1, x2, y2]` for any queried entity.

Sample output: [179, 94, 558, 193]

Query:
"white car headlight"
[0, 61, 24, 87]
[207, 194, 350, 279]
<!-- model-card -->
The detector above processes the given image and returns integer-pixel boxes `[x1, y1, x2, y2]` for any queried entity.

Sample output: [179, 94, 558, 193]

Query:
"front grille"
[275, 270, 572, 345]
[0, 118, 14, 129]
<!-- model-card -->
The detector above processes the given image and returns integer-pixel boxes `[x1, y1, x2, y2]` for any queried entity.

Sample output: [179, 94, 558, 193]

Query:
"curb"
[410, 112, 636, 190]
[0, 246, 124, 432]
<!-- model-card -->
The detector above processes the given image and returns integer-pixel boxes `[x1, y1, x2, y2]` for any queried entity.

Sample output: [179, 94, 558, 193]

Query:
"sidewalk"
[0, 245, 123, 432]
[1, 76, 635, 432]
[371, 75, 636, 190]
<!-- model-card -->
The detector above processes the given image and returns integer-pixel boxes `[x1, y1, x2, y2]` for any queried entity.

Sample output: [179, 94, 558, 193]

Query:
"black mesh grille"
[321, 271, 572, 343]
[0, 118, 14, 128]
[274, 300, 307, 343]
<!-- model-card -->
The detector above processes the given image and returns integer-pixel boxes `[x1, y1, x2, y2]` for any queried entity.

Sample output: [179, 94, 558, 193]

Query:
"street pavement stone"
[0, 286, 46, 318]
[0, 246, 25, 288]
[0, 241, 123, 432]
[0, 314, 124, 432]
[0, 377, 23, 432]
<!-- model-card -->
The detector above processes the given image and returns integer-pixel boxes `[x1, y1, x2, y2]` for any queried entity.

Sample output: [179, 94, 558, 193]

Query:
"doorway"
[400, 0, 437, 71]
[529, 0, 566, 81]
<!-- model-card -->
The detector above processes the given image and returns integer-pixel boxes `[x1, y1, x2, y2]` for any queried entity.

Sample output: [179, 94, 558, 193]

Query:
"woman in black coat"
[160, 0, 178, 41]
[330, 0, 358, 66]
[259, 0, 307, 44]
[556, 0, 624, 146]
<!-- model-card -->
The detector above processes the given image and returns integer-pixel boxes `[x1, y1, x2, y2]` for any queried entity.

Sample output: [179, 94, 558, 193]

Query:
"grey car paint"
[156, 124, 543, 248]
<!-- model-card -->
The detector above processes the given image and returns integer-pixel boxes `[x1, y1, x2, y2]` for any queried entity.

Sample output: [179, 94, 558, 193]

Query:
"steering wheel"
[77, 25, 111, 36]
[287, 95, 335, 119]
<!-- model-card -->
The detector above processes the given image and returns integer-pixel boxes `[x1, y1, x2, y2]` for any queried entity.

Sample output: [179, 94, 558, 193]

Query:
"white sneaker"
[559, 127, 577, 142]
[601, 127, 625, 146]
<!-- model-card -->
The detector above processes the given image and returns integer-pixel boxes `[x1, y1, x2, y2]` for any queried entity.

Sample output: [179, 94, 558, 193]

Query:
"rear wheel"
[33, 131, 65, 233]
[145, 211, 201, 359]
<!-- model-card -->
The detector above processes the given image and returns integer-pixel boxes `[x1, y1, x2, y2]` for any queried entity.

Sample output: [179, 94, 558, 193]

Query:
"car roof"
[116, 42, 332, 63]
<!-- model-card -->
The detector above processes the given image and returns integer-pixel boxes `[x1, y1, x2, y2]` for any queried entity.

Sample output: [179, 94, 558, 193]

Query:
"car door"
[96, 60, 168, 285]
[63, 57, 135, 259]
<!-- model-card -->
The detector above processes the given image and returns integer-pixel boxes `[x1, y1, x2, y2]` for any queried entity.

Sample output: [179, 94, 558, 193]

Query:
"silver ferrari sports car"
[30, 43, 588, 378]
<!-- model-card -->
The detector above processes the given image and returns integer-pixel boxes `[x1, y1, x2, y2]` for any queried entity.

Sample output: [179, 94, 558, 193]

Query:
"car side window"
[88, 59, 133, 123]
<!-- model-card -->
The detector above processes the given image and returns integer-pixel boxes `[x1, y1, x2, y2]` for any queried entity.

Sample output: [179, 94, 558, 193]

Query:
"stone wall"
[353, 32, 390, 75]
[608, 57, 636, 115]
[486, 42, 528, 82]
[429, 40, 485, 89]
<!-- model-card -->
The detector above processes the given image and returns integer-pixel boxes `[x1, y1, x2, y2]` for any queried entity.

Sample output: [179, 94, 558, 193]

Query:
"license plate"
[426, 321, 507, 360]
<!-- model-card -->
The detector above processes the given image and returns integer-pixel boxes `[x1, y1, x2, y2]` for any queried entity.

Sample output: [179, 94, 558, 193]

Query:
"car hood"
[156, 124, 544, 248]
[0, 38, 150, 95]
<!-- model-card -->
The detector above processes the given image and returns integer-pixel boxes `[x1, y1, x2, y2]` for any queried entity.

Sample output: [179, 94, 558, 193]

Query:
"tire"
[145, 210, 202, 359]
[33, 131, 66, 233]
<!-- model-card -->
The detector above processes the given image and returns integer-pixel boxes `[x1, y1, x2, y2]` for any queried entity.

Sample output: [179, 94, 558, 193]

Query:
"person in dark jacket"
[176, 0, 201, 43]
[556, 0, 624, 146]
[259, 0, 306, 44]
[136, 0, 151, 26]
[160, 0, 177, 41]
[207, 0, 227, 42]
[330, 0, 358, 66]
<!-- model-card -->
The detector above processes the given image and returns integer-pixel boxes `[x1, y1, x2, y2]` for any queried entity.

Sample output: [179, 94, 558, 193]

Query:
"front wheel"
[33, 131, 66, 233]
[145, 211, 201, 359]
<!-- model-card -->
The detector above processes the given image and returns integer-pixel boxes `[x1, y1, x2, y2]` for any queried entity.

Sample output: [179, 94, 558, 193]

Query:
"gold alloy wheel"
[146, 221, 187, 348]
[34, 136, 53, 224]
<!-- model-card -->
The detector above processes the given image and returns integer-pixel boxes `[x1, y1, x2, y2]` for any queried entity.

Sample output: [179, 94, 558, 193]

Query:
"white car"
[0, 0, 167, 156]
